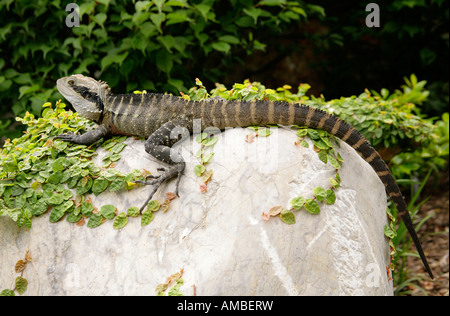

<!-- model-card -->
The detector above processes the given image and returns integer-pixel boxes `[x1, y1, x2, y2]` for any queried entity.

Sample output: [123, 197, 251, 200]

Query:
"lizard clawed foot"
[137, 163, 185, 214]
[54, 132, 77, 142]
[134, 169, 165, 185]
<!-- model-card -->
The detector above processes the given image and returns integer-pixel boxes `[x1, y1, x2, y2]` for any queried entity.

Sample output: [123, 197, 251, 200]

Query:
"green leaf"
[319, 135, 334, 148]
[109, 178, 126, 191]
[375, 128, 383, 138]
[18, 84, 39, 99]
[304, 199, 320, 214]
[141, 210, 154, 226]
[195, 133, 208, 143]
[113, 212, 128, 230]
[101, 52, 129, 71]
[201, 136, 218, 147]
[313, 187, 327, 202]
[49, 204, 67, 223]
[127, 207, 140, 217]
[218, 35, 239, 44]
[15, 276, 28, 295]
[167, 78, 185, 91]
[384, 224, 397, 239]
[76, 176, 93, 195]
[318, 150, 328, 164]
[87, 213, 103, 228]
[326, 190, 336, 204]
[147, 200, 160, 211]
[110, 143, 126, 154]
[47, 171, 64, 184]
[155, 51, 173, 74]
[307, 129, 320, 140]
[312, 139, 330, 150]
[166, 12, 190, 26]
[0, 289, 15, 296]
[195, 4, 211, 20]
[45, 192, 64, 205]
[257, 128, 272, 137]
[201, 152, 214, 164]
[100, 204, 116, 220]
[243, 7, 263, 24]
[92, 178, 109, 195]
[297, 129, 307, 137]
[140, 22, 157, 37]
[30, 200, 48, 217]
[327, 154, 341, 169]
[158, 35, 175, 52]
[92, 13, 107, 28]
[66, 211, 82, 223]
[51, 159, 65, 172]
[150, 12, 166, 33]
[290, 196, 305, 210]
[280, 209, 296, 224]
[60, 200, 74, 212]
[258, 0, 286, 5]
[81, 201, 94, 217]
[211, 42, 231, 53]
[194, 164, 206, 176]
[300, 139, 309, 148]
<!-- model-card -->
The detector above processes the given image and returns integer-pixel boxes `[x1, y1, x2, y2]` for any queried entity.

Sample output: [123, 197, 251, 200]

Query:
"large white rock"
[0, 127, 393, 296]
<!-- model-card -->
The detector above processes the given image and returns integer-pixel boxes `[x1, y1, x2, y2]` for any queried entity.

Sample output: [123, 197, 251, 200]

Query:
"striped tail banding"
[286, 104, 434, 279]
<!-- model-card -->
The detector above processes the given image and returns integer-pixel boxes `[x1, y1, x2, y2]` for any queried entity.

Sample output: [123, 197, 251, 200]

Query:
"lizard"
[54, 74, 433, 279]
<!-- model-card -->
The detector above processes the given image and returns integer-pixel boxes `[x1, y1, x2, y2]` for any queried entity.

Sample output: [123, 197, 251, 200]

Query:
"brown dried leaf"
[166, 192, 177, 201]
[161, 200, 170, 213]
[201, 169, 213, 184]
[200, 183, 207, 192]
[15, 260, 27, 273]
[76, 217, 86, 226]
[155, 283, 168, 293]
[262, 212, 270, 221]
[141, 168, 152, 178]
[25, 251, 32, 263]
[269, 205, 283, 217]
[245, 133, 256, 143]
[165, 268, 184, 285]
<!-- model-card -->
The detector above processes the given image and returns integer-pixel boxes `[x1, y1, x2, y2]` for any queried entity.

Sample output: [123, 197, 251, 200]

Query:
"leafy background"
[0, 0, 448, 295]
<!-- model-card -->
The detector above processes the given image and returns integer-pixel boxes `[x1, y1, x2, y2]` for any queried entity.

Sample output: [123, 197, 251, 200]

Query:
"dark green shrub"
[307, 0, 449, 117]
[0, 0, 323, 140]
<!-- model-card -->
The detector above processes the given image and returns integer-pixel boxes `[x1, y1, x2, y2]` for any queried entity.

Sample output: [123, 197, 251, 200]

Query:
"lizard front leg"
[54, 124, 111, 145]
[136, 121, 190, 213]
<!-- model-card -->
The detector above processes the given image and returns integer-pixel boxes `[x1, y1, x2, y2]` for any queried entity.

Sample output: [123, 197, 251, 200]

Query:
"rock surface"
[0, 127, 393, 295]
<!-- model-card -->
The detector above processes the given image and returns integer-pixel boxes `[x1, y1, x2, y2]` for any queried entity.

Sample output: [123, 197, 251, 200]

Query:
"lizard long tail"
[197, 99, 433, 278]
[262, 102, 434, 279]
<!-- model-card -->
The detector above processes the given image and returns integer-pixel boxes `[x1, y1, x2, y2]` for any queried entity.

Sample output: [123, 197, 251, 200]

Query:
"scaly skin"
[54, 74, 433, 279]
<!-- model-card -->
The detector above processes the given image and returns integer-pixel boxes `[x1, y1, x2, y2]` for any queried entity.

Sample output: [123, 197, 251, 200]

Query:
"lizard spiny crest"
[56, 74, 110, 123]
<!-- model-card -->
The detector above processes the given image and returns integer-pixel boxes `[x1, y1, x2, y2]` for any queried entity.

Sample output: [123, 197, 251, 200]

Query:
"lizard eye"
[68, 80, 75, 86]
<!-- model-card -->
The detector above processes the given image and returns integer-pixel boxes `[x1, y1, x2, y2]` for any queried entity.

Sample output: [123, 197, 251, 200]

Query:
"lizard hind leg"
[137, 121, 189, 213]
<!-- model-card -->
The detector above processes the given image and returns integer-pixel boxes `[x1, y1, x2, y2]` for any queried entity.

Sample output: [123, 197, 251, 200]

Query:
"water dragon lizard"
[54, 74, 433, 279]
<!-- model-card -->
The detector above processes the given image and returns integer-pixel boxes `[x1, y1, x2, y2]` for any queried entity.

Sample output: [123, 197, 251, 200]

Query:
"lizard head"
[56, 74, 111, 122]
